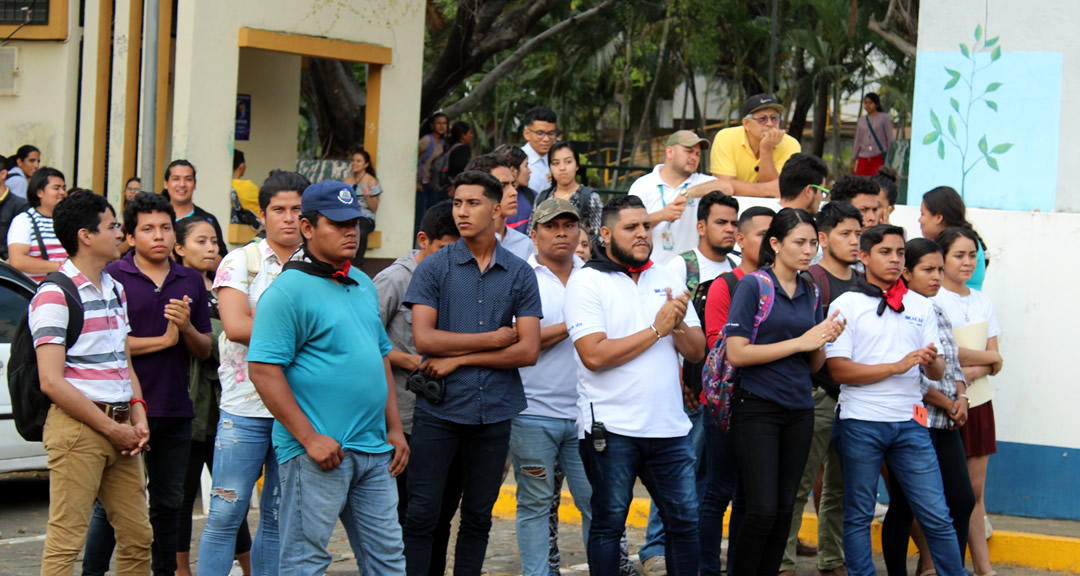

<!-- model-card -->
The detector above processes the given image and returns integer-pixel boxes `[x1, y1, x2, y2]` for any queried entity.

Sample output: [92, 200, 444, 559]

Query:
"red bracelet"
[129, 397, 148, 413]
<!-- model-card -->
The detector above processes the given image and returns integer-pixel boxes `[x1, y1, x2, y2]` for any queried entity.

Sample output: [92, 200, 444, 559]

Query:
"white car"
[0, 262, 48, 473]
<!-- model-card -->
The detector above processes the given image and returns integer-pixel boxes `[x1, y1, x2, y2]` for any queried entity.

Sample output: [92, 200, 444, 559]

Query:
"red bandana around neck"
[627, 260, 654, 274]
[882, 278, 908, 313]
[331, 260, 353, 281]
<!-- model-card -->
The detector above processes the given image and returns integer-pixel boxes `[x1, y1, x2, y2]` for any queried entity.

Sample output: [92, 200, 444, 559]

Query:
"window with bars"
[0, 0, 49, 26]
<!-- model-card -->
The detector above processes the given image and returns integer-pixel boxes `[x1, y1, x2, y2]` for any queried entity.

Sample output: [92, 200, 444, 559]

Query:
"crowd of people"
[7, 92, 1004, 576]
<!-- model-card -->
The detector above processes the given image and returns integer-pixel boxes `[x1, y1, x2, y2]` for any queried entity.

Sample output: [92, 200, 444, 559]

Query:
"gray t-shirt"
[373, 251, 419, 433]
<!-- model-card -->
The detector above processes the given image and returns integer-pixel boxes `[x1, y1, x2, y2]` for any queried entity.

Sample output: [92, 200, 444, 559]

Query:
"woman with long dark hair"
[531, 141, 603, 245]
[5, 144, 40, 200]
[851, 93, 893, 176]
[880, 238, 976, 576]
[344, 147, 381, 266]
[934, 227, 1002, 576]
[918, 186, 990, 290]
[724, 208, 845, 576]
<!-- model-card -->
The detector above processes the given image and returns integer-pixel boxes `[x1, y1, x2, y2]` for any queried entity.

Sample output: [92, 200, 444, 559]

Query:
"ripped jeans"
[197, 411, 281, 576]
[510, 414, 592, 576]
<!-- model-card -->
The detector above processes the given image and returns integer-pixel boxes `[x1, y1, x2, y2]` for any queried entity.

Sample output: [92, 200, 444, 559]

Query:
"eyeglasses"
[528, 128, 560, 140]
[748, 114, 782, 126]
[809, 184, 830, 198]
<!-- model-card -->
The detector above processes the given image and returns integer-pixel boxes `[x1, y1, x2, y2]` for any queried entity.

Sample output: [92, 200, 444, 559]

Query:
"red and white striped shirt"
[7, 208, 69, 283]
[28, 260, 132, 403]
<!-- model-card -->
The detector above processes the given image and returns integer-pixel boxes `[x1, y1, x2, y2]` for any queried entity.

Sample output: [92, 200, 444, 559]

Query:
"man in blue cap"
[247, 180, 409, 575]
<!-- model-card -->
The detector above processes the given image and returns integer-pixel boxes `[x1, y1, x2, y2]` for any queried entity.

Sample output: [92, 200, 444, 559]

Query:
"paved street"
[0, 471, 1074, 575]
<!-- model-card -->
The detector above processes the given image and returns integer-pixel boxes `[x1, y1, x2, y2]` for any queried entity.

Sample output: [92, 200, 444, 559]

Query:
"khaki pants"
[40, 405, 151, 576]
[781, 387, 845, 571]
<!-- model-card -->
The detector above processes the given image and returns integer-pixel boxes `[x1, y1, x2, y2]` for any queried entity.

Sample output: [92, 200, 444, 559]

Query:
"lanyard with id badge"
[658, 182, 691, 251]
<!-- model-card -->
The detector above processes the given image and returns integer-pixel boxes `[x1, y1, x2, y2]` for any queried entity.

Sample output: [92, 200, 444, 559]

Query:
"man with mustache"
[565, 195, 707, 576]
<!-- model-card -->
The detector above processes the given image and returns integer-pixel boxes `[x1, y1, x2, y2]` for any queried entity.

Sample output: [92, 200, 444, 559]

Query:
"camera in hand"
[406, 369, 445, 405]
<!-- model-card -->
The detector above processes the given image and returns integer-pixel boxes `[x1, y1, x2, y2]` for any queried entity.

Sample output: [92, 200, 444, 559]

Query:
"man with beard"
[638, 192, 739, 574]
[629, 131, 734, 265]
[565, 195, 707, 576]
[778, 201, 864, 576]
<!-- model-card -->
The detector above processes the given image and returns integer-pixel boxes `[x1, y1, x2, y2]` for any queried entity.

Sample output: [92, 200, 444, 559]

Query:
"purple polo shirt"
[105, 252, 211, 418]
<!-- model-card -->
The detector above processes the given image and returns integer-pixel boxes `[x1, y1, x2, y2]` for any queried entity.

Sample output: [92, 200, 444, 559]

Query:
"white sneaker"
[984, 515, 993, 540]
[229, 560, 245, 576]
[874, 502, 889, 519]
[642, 556, 667, 576]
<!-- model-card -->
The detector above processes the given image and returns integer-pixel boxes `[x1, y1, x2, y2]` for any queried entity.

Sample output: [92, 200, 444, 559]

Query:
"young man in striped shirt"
[32, 190, 153, 575]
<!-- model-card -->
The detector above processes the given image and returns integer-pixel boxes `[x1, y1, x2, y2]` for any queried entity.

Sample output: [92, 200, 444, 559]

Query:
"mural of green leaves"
[922, 24, 1014, 198]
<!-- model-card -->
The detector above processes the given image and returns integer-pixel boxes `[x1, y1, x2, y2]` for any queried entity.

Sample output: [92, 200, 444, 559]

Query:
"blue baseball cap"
[301, 180, 364, 222]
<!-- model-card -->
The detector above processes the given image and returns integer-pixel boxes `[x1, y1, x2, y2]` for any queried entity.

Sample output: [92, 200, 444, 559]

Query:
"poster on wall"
[907, 27, 1062, 212]
[236, 94, 251, 141]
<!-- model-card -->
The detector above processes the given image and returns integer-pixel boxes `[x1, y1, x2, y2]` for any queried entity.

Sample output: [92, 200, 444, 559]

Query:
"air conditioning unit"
[0, 47, 17, 96]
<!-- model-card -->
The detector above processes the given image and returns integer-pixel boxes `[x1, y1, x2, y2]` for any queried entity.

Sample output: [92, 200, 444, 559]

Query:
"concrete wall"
[172, 0, 425, 258]
[0, 0, 81, 181]
[917, 0, 1080, 212]
[234, 48, 301, 189]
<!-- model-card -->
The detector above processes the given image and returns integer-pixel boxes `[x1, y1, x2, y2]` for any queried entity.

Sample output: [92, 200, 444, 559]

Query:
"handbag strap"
[865, 116, 885, 155]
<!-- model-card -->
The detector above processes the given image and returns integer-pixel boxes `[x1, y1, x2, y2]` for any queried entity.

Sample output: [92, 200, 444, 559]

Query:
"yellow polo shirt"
[709, 126, 801, 182]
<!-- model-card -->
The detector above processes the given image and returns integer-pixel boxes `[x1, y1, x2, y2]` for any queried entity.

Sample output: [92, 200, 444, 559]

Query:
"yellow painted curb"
[492, 485, 1080, 573]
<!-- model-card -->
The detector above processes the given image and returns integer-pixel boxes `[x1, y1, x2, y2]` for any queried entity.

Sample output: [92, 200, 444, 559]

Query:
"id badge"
[913, 404, 928, 427]
[662, 229, 674, 251]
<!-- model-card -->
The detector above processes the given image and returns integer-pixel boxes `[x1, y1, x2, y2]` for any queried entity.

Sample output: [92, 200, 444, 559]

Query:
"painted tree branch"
[440, 0, 619, 119]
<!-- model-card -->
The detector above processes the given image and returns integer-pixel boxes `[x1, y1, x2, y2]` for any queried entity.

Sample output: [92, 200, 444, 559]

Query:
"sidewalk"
[491, 481, 1080, 574]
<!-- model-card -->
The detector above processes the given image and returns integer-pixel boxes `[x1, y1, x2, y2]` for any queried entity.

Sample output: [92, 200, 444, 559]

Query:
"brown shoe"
[797, 538, 818, 556]
[815, 566, 848, 576]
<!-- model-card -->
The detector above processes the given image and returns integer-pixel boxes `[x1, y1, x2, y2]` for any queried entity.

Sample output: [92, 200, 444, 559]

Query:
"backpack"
[433, 142, 467, 190]
[7, 272, 85, 441]
[679, 251, 738, 399]
[700, 269, 819, 431]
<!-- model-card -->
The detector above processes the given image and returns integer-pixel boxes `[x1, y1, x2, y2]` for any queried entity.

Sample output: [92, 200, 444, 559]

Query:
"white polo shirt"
[519, 254, 583, 420]
[564, 264, 700, 438]
[628, 164, 717, 265]
[826, 290, 942, 422]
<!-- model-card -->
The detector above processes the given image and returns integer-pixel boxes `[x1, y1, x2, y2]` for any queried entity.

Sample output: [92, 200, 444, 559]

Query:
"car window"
[0, 283, 31, 344]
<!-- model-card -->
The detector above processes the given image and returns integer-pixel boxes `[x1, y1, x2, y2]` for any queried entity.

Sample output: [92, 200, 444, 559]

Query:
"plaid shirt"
[921, 301, 966, 429]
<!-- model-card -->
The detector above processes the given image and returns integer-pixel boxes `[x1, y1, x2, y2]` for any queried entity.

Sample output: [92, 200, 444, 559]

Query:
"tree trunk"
[786, 50, 812, 143]
[630, 8, 671, 174]
[301, 59, 367, 158]
[439, 0, 617, 119]
[831, 76, 843, 176]
[612, 26, 632, 188]
[812, 76, 829, 158]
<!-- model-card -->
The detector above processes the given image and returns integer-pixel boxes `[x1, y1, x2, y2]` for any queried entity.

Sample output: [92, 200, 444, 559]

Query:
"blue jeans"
[510, 415, 593, 576]
[639, 408, 706, 563]
[404, 409, 510, 576]
[699, 410, 744, 575]
[198, 412, 281, 576]
[278, 450, 404, 575]
[837, 418, 965, 576]
[83, 417, 191, 576]
[580, 432, 699, 576]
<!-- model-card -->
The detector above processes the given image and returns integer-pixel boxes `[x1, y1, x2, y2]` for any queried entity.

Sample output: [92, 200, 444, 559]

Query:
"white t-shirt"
[933, 286, 1001, 337]
[565, 264, 700, 438]
[212, 239, 292, 418]
[826, 290, 942, 422]
[519, 254, 583, 420]
[7, 208, 69, 283]
[663, 248, 734, 289]
[628, 165, 717, 265]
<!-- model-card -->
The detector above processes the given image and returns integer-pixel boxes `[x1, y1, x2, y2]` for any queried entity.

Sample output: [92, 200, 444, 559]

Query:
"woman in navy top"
[723, 208, 845, 576]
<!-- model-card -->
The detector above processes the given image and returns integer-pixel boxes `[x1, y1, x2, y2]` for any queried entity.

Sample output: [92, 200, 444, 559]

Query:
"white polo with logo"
[564, 264, 700, 438]
[826, 290, 942, 422]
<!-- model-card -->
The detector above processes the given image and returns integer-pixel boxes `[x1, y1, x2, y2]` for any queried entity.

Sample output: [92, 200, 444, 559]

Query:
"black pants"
[396, 432, 464, 576]
[83, 417, 192, 576]
[352, 217, 376, 268]
[178, 437, 252, 554]
[881, 427, 975, 575]
[730, 391, 814, 576]
[403, 409, 511, 576]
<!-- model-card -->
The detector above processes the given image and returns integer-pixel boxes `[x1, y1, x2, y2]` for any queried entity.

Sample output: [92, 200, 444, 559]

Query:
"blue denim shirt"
[404, 238, 543, 424]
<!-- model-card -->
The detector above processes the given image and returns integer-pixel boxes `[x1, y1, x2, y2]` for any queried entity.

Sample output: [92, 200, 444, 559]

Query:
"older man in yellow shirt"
[710, 93, 801, 198]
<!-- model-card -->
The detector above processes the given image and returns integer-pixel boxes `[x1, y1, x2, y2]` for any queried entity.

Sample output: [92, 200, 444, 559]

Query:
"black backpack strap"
[29, 211, 49, 261]
[721, 271, 739, 303]
[40, 272, 85, 348]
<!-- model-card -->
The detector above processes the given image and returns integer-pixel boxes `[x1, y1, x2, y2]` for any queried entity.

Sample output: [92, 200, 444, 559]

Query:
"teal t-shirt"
[247, 268, 393, 464]
[966, 241, 987, 291]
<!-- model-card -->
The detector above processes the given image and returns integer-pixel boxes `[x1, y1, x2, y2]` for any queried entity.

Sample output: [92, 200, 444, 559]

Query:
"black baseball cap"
[741, 93, 786, 118]
[301, 180, 364, 222]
